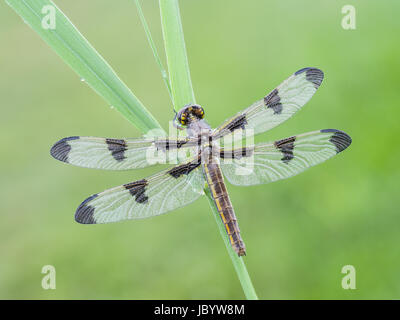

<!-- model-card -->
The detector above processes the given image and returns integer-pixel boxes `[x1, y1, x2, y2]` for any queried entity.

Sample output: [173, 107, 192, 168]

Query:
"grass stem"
[159, 0, 196, 109]
[134, 0, 173, 104]
[205, 189, 258, 300]
[159, 0, 258, 299]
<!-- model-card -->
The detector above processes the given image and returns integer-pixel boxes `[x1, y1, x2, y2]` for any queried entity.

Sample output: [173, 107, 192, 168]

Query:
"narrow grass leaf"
[205, 189, 259, 300]
[134, 0, 173, 104]
[159, 0, 258, 299]
[159, 0, 195, 109]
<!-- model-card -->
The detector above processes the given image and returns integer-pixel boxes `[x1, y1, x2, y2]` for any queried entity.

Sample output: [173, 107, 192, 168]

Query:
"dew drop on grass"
[80, 78, 85, 82]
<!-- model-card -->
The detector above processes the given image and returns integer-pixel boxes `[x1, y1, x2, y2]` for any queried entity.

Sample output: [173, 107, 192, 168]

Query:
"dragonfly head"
[175, 104, 205, 127]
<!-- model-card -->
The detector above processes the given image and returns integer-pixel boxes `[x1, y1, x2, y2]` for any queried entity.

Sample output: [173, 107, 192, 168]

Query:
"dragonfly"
[50, 67, 351, 256]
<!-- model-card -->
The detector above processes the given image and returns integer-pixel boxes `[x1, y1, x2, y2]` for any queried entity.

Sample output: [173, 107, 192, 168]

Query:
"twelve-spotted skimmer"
[50, 67, 351, 256]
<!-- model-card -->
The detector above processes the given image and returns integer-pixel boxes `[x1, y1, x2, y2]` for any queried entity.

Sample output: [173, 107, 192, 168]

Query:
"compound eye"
[193, 106, 204, 119]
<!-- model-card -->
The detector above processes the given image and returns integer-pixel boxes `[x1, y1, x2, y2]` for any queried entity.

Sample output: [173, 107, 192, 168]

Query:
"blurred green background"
[0, 0, 399, 299]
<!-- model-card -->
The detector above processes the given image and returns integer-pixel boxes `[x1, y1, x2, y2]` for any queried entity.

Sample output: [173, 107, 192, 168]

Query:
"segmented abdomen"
[203, 156, 246, 256]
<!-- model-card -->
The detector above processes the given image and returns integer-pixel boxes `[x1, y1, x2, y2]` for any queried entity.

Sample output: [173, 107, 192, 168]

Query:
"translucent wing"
[213, 68, 324, 141]
[75, 157, 205, 224]
[219, 129, 351, 186]
[50, 136, 199, 170]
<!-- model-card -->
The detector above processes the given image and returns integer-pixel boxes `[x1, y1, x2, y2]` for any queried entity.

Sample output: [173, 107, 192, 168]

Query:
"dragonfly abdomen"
[203, 158, 246, 256]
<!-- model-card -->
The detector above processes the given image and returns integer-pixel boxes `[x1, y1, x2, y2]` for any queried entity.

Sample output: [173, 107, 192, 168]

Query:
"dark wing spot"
[50, 136, 79, 162]
[106, 139, 127, 162]
[225, 114, 248, 132]
[264, 89, 282, 114]
[167, 159, 201, 179]
[306, 68, 324, 88]
[275, 136, 296, 163]
[124, 179, 149, 204]
[294, 67, 324, 89]
[219, 147, 254, 159]
[176, 140, 189, 148]
[75, 193, 98, 224]
[155, 139, 189, 150]
[321, 129, 352, 153]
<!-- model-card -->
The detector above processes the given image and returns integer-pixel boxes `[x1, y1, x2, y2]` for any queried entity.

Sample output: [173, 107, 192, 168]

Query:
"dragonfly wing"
[213, 68, 324, 141]
[219, 129, 351, 186]
[50, 136, 199, 170]
[75, 157, 205, 224]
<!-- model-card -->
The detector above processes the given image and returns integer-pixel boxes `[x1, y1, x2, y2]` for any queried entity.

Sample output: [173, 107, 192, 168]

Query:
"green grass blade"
[6, 0, 163, 133]
[205, 189, 259, 300]
[159, 0, 258, 299]
[134, 0, 173, 104]
[159, 0, 195, 109]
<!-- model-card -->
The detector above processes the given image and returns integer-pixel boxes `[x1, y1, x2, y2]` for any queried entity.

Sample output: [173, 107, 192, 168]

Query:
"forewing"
[214, 68, 324, 141]
[75, 157, 205, 224]
[50, 136, 199, 170]
[220, 129, 351, 186]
